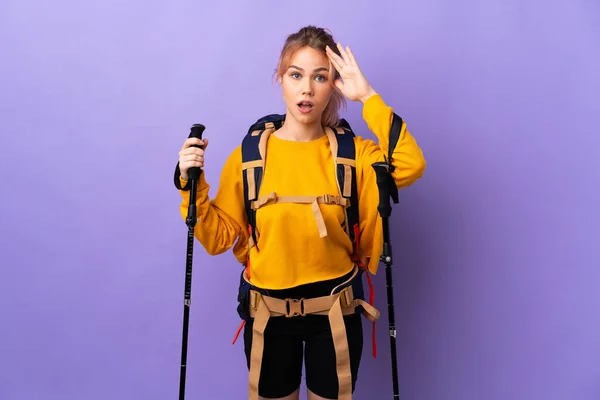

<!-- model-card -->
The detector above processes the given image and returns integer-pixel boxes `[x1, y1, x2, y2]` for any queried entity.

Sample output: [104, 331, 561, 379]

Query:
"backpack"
[174, 111, 404, 264]
[240, 113, 361, 262]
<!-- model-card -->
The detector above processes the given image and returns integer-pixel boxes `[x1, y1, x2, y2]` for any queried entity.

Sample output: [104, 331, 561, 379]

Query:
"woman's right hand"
[178, 137, 209, 181]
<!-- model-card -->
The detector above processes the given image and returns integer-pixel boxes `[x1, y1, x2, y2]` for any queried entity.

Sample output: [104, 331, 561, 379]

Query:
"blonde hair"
[274, 26, 346, 127]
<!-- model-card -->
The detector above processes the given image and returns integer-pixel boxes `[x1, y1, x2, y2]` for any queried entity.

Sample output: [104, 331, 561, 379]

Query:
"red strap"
[362, 260, 375, 305]
[233, 227, 254, 346]
[354, 223, 377, 358]
[232, 320, 245, 345]
[372, 321, 377, 358]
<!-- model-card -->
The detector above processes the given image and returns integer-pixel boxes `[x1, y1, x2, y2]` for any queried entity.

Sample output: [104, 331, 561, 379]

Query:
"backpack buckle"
[339, 287, 352, 307]
[250, 291, 261, 310]
[284, 298, 305, 317]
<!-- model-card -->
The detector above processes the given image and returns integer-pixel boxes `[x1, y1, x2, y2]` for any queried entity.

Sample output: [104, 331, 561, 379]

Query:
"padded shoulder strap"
[241, 114, 285, 250]
[329, 120, 360, 250]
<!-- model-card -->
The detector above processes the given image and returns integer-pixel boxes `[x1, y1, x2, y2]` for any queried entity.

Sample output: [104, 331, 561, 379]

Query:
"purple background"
[1, 0, 599, 399]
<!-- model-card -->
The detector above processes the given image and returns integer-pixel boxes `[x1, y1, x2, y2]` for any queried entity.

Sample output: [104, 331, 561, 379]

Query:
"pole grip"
[187, 124, 205, 181]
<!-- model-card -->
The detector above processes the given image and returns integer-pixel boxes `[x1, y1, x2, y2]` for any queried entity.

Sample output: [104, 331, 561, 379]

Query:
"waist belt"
[244, 265, 380, 400]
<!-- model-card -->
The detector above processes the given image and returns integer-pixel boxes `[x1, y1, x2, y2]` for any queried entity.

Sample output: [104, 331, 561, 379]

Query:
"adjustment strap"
[329, 297, 352, 400]
[248, 299, 270, 400]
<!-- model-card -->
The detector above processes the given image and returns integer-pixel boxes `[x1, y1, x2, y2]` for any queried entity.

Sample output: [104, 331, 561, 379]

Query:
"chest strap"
[251, 192, 349, 239]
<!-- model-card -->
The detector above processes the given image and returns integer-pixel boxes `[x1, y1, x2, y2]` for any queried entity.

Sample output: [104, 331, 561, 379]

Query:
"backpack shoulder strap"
[326, 119, 360, 256]
[241, 114, 285, 250]
[242, 115, 360, 258]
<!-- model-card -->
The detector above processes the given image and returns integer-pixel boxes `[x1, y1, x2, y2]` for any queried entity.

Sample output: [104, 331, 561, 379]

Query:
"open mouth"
[297, 101, 314, 112]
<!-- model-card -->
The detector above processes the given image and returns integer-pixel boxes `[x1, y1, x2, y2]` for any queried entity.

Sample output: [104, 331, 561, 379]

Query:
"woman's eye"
[291, 72, 301, 79]
[315, 74, 327, 82]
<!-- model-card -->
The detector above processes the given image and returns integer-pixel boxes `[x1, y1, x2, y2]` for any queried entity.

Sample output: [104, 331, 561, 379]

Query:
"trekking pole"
[179, 123, 205, 400]
[372, 160, 400, 399]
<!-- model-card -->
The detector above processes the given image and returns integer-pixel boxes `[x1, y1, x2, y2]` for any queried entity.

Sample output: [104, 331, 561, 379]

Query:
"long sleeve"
[178, 145, 249, 262]
[174, 95, 424, 288]
[362, 94, 426, 188]
[355, 94, 426, 274]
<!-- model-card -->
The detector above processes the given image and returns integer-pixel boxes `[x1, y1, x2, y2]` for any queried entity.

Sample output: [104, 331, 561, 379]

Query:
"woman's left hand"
[326, 43, 377, 103]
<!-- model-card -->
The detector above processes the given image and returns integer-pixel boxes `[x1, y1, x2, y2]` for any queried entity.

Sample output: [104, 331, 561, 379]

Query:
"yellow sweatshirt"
[179, 94, 425, 289]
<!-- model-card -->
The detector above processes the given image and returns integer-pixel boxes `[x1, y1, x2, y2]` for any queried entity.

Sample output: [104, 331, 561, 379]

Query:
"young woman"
[176, 26, 425, 400]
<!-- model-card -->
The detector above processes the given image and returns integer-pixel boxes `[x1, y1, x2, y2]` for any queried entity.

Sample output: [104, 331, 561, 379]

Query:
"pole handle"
[187, 124, 206, 181]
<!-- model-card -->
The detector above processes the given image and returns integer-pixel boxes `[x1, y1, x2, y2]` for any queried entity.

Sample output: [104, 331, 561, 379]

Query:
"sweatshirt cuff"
[179, 173, 209, 194]
[179, 175, 188, 188]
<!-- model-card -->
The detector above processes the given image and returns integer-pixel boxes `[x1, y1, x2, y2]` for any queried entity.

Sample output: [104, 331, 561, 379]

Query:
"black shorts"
[243, 270, 364, 399]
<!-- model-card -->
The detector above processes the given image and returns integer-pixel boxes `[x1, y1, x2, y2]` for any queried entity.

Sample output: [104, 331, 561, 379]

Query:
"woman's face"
[280, 46, 335, 126]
